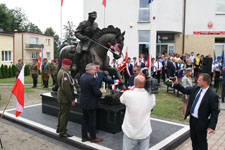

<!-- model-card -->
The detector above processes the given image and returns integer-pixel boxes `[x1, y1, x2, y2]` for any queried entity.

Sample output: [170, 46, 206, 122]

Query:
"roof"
[0, 31, 54, 37]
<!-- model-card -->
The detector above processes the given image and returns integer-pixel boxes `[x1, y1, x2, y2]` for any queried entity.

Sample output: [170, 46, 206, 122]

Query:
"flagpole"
[104, 7, 105, 27]
[60, 2, 63, 44]
[0, 93, 13, 120]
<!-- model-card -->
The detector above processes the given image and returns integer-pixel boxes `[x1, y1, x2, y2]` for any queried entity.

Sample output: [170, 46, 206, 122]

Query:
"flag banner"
[102, 0, 106, 7]
[11, 65, 25, 117]
[61, 0, 63, 6]
[37, 48, 42, 72]
[222, 50, 225, 70]
[214, 51, 217, 64]
[117, 51, 128, 72]
[145, 55, 150, 68]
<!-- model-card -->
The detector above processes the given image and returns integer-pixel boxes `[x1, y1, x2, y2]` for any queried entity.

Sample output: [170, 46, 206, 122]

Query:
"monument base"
[41, 92, 125, 134]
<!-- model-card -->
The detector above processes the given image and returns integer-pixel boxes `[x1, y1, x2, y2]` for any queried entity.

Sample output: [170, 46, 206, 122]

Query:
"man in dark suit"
[128, 66, 141, 88]
[167, 58, 177, 77]
[123, 57, 133, 88]
[94, 62, 115, 88]
[162, 56, 169, 81]
[79, 63, 104, 143]
[222, 69, 225, 103]
[174, 73, 219, 150]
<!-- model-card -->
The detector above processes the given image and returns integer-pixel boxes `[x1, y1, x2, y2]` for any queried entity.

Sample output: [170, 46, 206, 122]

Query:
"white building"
[83, 0, 225, 59]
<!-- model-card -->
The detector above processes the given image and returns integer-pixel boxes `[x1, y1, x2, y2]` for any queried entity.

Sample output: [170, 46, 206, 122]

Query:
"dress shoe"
[90, 137, 103, 143]
[59, 132, 73, 138]
[82, 137, 91, 142]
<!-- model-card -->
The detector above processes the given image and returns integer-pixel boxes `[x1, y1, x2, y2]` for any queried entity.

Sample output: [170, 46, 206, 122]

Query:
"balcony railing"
[25, 44, 44, 49]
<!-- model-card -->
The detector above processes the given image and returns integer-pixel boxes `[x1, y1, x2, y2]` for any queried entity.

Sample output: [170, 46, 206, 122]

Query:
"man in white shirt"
[120, 76, 156, 150]
[190, 52, 195, 63]
[154, 57, 163, 84]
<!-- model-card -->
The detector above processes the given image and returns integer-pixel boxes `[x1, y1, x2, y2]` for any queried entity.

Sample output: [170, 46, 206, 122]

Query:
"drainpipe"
[182, 0, 186, 54]
[22, 33, 24, 62]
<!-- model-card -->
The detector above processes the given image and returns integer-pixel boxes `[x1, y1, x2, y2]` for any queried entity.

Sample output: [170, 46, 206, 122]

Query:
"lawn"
[0, 75, 53, 85]
[152, 90, 187, 123]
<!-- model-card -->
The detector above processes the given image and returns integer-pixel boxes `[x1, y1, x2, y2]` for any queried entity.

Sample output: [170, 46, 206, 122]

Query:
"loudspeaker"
[202, 57, 212, 74]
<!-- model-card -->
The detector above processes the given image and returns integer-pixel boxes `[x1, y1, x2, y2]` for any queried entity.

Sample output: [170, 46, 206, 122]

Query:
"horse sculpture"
[53, 25, 126, 93]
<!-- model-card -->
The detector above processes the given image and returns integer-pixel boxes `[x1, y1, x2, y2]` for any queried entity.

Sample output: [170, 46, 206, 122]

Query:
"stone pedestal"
[41, 92, 125, 134]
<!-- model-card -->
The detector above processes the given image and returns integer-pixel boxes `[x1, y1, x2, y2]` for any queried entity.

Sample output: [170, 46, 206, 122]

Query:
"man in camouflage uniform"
[41, 58, 50, 88]
[30, 59, 39, 88]
[16, 59, 23, 79]
[57, 58, 75, 138]
[72, 11, 98, 72]
[50, 59, 58, 85]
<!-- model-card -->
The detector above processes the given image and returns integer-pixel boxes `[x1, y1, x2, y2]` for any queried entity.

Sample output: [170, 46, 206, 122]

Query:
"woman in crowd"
[177, 59, 184, 82]
[181, 68, 193, 116]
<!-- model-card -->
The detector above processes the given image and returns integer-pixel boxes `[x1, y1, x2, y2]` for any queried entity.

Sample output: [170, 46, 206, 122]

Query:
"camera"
[145, 77, 159, 94]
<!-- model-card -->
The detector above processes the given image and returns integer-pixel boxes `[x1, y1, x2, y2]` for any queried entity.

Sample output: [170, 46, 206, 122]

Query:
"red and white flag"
[61, 0, 63, 6]
[102, 0, 106, 7]
[117, 51, 128, 72]
[11, 65, 25, 117]
[37, 48, 42, 72]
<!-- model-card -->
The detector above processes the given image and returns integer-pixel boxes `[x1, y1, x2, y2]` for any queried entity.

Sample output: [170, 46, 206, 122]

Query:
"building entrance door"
[157, 44, 175, 56]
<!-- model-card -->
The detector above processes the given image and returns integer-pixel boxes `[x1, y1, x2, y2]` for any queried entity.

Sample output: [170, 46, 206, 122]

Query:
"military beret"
[18, 59, 22, 62]
[44, 58, 47, 61]
[32, 59, 37, 62]
[62, 59, 72, 65]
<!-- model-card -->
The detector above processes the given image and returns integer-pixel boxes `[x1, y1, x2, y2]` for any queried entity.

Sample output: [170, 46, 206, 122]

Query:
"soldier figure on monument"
[72, 11, 98, 73]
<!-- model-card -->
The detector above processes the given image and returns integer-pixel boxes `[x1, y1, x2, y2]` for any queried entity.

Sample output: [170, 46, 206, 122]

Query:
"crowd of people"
[110, 51, 224, 90]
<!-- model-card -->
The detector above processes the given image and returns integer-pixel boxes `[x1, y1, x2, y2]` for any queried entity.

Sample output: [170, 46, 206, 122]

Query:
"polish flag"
[102, 0, 106, 7]
[37, 48, 42, 72]
[117, 51, 128, 72]
[11, 65, 25, 117]
[61, 0, 63, 6]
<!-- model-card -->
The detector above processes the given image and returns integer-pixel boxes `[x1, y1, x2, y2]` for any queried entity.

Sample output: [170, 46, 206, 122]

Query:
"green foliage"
[24, 22, 42, 34]
[0, 4, 11, 31]
[0, 64, 4, 78]
[24, 65, 30, 76]
[12, 65, 16, 77]
[2, 65, 8, 78]
[63, 21, 77, 45]
[8, 66, 13, 77]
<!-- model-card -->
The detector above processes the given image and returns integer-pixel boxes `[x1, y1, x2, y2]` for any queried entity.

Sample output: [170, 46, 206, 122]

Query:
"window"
[30, 37, 38, 44]
[139, 0, 150, 22]
[46, 52, 51, 60]
[2, 51, 12, 62]
[216, 0, 225, 14]
[215, 38, 225, 57]
[30, 52, 39, 59]
[46, 39, 51, 46]
[138, 30, 150, 60]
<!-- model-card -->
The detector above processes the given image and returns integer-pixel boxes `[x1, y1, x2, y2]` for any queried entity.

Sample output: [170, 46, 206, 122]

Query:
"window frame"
[2, 51, 12, 62]
[30, 37, 38, 44]
[216, 0, 225, 15]
[30, 52, 39, 59]
[138, 0, 150, 22]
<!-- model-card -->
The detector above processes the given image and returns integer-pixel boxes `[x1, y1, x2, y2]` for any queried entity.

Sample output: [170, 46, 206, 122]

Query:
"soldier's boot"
[43, 80, 46, 88]
[32, 79, 35, 88]
[34, 79, 37, 88]
[46, 80, 49, 88]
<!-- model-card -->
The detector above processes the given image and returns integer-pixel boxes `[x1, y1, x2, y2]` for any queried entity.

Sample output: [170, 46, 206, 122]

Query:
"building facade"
[0, 31, 54, 66]
[83, 0, 225, 59]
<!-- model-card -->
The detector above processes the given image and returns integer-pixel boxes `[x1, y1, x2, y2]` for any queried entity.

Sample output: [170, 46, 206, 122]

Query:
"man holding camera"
[173, 73, 219, 150]
[120, 75, 156, 150]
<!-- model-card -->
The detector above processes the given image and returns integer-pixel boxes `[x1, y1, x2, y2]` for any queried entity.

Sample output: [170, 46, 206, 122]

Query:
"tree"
[9, 8, 27, 31]
[24, 22, 42, 34]
[63, 21, 77, 45]
[0, 4, 11, 31]
[45, 27, 60, 58]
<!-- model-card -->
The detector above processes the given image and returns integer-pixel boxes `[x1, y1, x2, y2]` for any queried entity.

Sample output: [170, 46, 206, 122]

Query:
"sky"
[0, 0, 83, 36]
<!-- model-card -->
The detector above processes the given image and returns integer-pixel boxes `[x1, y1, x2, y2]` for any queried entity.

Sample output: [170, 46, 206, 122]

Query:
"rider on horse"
[73, 11, 98, 73]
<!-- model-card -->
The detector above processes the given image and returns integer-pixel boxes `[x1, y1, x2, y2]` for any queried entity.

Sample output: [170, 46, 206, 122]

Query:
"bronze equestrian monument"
[42, 12, 126, 134]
